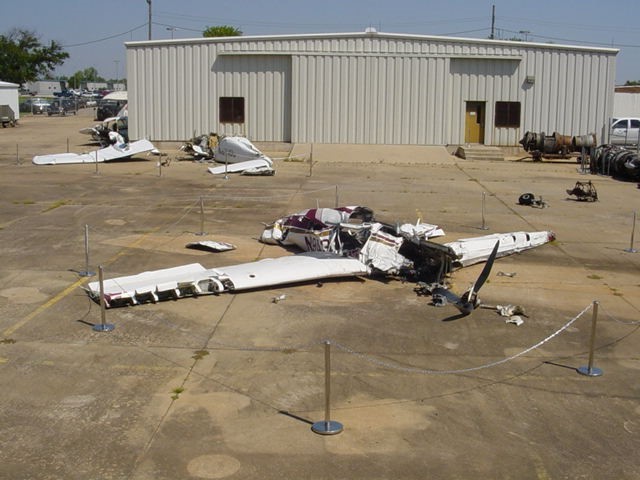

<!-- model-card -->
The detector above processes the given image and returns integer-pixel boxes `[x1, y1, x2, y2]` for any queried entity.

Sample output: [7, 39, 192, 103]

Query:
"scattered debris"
[186, 241, 236, 252]
[505, 316, 524, 326]
[180, 133, 217, 160]
[496, 304, 528, 317]
[497, 271, 516, 278]
[481, 304, 528, 325]
[518, 193, 548, 208]
[566, 181, 598, 202]
[272, 294, 287, 303]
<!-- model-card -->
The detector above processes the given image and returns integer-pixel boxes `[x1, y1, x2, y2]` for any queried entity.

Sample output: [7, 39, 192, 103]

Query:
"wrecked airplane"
[181, 134, 275, 175]
[86, 206, 555, 312]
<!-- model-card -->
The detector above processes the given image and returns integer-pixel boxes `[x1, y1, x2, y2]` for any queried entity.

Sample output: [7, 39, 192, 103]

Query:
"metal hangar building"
[125, 30, 618, 146]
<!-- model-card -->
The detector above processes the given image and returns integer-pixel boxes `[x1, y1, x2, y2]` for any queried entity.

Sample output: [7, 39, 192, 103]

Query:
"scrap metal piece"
[186, 241, 236, 252]
[566, 181, 598, 202]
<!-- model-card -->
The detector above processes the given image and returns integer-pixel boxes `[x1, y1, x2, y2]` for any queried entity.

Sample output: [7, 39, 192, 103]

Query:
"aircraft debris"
[518, 193, 548, 208]
[566, 181, 598, 202]
[79, 114, 128, 146]
[180, 134, 276, 175]
[272, 294, 287, 303]
[186, 241, 236, 252]
[32, 139, 155, 165]
[519, 131, 596, 161]
[180, 133, 217, 160]
[86, 206, 555, 312]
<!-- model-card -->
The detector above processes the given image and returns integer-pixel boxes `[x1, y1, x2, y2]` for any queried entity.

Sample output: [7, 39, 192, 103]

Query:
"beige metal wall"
[126, 33, 617, 145]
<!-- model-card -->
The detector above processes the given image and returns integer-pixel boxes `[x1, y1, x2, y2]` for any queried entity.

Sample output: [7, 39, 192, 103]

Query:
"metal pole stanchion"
[624, 211, 637, 253]
[312, 340, 343, 435]
[577, 301, 602, 377]
[480, 192, 489, 230]
[309, 144, 314, 177]
[196, 196, 206, 236]
[67, 137, 69, 153]
[335, 185, 339, 208]
[79, 224, 95, 277]
[93, 266, 115, 332]
[94, 148, 99, 175]
[224, 152, 229, 180]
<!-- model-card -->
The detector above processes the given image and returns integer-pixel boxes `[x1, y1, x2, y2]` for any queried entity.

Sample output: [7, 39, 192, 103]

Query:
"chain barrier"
[600, 304, 640, 326]
[330, 303, 594, 375]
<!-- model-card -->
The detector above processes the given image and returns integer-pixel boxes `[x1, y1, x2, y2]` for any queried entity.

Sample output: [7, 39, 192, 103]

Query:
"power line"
[62, 24, 148, 48]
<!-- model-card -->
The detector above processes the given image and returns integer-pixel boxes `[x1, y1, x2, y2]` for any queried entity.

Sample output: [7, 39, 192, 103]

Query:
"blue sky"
[2, 0, 640, 84]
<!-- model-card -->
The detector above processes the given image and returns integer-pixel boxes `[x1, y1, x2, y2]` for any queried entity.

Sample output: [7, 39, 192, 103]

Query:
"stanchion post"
[577, 301, 602, 377]
[312, 340, 344, 435]
[67, 137, 70, 153]
[196, 196, 206, 236]
[79, 224, 95, 277]
[309, 144, 314, 177]
[335, 185, 339, 208]
[94, 149, 99, 175]
[624, 211, 637, 253]
[93, 266, 115, 332]
[480, 191, 489, 230]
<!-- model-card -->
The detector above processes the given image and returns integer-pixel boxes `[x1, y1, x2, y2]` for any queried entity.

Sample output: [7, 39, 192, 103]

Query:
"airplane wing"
[86, 252, 369, 307]
[207, 158, 273, 175]
[32, 139, 155, 165]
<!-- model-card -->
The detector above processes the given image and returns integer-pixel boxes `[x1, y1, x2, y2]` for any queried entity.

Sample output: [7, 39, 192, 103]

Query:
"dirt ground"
[0, 108, 639, 479]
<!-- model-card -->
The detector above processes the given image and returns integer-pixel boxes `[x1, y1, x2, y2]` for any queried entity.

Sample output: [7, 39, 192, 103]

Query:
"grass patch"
[171, 387, 185, 400]
[192, 350, 209, 360]
[13, 200, 35, 205]
[587, 274, 603, 280]
[0, 338, 16, 344]
[42, 199, 70, 212]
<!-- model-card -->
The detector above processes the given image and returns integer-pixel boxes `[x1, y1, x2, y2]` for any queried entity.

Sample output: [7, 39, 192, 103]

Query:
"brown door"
[465, 101, 485, 144]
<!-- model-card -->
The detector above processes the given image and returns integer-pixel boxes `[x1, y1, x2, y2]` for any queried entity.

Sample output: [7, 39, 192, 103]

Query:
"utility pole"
[490, 4, 495, 40]
[146, 0, 152, 40]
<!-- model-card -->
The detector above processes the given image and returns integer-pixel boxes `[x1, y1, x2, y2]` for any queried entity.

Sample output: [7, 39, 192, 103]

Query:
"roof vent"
[365, 26, 378, 35]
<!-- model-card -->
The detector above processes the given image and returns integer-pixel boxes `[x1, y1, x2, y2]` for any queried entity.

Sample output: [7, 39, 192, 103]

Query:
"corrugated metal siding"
[213, 55, 291, 140]
[127, 33, 616, 145]
[291, 55, 450, 144]
[613, 93, 640, 117]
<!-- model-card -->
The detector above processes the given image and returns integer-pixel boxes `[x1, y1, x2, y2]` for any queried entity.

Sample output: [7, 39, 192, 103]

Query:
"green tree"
[624, 80, 640, 86]
[0, 29, 68, 85]
[203, 25, 242, 37]
[67, 67, 105, 90]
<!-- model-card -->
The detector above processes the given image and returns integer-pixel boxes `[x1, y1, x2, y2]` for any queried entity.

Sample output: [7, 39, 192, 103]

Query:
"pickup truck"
[609, 117, 640, 145]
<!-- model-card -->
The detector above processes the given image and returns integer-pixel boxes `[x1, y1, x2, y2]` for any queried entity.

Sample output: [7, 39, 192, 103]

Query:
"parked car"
[47, 99, 78, 116]
[96, 92, 127, 120]
[19, 97, 51, 114]
[609, 117, 640, 145]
